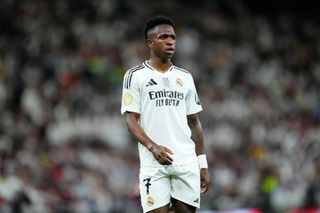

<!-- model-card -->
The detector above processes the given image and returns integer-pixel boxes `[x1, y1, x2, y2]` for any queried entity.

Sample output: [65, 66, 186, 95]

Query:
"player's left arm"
[187, 113, 210, 193]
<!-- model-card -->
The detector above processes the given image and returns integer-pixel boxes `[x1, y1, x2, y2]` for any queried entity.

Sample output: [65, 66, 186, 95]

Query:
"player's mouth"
[165, 47, 175, 54]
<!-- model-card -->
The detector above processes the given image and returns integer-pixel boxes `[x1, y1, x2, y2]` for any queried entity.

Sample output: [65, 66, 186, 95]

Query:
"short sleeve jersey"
[121, 61, 202, 167]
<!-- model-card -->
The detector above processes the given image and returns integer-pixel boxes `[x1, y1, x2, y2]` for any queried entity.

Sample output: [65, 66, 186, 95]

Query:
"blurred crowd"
[0, 0, 320, 212]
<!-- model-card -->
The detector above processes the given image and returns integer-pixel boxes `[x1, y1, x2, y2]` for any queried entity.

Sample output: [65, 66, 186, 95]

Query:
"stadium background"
[0, 0, 320, 212]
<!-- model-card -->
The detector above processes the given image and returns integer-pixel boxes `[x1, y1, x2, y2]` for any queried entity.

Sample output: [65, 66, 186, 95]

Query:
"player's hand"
[200, 168, 210, 193]
[149, 144, 173, 165]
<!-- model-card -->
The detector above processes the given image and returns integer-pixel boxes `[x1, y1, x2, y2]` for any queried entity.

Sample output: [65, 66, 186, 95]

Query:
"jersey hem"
[140, 159, 198, 168]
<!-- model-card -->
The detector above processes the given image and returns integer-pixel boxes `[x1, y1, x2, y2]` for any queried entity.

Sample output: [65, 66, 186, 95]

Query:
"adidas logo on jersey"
[146, 79, 158, 87]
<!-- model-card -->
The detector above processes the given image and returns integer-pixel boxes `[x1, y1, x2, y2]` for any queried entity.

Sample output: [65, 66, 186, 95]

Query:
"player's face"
[148, 24, 176, 60]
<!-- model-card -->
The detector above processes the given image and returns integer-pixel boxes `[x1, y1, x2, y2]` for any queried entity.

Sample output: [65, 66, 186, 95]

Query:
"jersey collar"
[144, 60, 173, 73]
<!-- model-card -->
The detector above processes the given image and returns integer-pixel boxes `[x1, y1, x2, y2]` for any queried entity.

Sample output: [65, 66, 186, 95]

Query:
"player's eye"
[159, 35, 176, 40]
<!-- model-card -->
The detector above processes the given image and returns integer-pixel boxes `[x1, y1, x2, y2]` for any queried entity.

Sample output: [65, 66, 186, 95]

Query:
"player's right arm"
[121, 67, 172, 165]
[124, 111, 173, 165]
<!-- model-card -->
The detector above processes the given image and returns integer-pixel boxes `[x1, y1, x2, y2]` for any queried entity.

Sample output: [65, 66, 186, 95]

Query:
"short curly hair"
[143, 15, 174, 40]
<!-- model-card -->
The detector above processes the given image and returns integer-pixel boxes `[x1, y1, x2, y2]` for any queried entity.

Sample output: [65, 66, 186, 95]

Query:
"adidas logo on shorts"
[146, 79, 158, 87]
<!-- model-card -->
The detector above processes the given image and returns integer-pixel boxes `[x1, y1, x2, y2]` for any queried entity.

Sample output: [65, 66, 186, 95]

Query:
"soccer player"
[121, 15, 210, 213]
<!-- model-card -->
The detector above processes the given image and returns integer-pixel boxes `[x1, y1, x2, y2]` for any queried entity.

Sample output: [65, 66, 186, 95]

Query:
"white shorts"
[139, 162, 200, 212]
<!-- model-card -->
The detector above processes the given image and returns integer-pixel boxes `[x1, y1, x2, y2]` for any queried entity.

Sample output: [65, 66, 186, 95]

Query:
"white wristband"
[197, 154, 208, 169]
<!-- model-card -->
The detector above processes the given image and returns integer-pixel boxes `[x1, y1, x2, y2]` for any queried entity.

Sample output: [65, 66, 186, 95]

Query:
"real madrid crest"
[176, 77, 183, 87]
[162, 77, 170, 87]
[147, 195, 154, 206]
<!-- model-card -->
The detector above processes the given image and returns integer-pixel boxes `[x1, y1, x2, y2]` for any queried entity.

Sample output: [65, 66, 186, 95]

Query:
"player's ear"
[146, 38, 153, 48]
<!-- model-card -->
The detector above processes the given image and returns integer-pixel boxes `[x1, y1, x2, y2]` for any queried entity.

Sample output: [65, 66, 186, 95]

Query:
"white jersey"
[121, 61, 202, 167]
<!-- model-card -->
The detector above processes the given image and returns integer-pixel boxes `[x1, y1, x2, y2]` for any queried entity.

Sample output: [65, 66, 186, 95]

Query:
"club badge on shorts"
[147, 195, 154, 206]
[123, 92, 133, 106]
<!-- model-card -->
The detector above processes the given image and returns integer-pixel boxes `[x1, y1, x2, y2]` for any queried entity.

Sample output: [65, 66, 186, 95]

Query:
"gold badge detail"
[176, 77, 183, 87]
[147, 195, 154, 206]
[123, 92, 133, 106]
